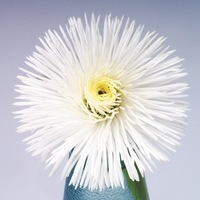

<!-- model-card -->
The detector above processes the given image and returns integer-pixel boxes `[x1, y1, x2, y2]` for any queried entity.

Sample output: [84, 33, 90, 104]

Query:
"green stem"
[123, 167, 150, 200]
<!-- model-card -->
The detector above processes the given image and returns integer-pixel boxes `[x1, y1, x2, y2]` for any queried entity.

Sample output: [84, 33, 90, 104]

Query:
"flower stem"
[123, 167, 150, 200]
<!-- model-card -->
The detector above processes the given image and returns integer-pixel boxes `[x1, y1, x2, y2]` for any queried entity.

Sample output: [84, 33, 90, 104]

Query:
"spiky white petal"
[14, 15, 188, 190]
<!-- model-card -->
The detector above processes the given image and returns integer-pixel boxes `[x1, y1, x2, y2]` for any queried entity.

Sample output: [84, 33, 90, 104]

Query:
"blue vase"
[63, 168, 149, 200]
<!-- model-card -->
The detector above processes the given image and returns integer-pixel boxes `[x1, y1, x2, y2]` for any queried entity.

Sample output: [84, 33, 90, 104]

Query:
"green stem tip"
[123, 167, 150, 200]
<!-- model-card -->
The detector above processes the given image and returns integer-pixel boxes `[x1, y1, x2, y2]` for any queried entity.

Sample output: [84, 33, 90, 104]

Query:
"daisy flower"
[15, 15, 188, 190]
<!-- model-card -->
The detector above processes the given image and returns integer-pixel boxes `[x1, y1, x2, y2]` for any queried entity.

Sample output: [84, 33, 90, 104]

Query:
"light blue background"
[0, 0, 199, 199]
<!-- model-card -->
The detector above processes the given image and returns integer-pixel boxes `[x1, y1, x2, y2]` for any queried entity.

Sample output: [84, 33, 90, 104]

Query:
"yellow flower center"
[83, 76, 122, 120]
[90, 77, 116, 102]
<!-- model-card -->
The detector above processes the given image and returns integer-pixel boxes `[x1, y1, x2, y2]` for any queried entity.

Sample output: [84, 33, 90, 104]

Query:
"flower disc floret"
[83, 76, 123, 120]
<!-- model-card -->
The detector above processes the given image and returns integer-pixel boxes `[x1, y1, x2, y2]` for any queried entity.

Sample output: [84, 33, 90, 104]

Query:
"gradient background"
[1, 0, 199, 199]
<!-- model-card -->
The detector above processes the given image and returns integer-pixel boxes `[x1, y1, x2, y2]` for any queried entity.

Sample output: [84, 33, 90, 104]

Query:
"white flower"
[15, 15, 188, 190]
